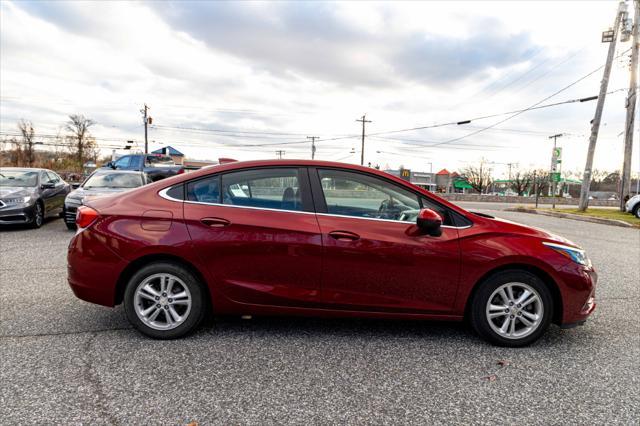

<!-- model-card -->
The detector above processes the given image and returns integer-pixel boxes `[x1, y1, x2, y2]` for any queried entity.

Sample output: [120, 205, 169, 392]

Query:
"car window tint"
[318, 169, 420, 222]
[187, 175, 220, 203]
[221, 168, 302, 211]
[114, 156, 130, 168]
[46, 171, 60, 183]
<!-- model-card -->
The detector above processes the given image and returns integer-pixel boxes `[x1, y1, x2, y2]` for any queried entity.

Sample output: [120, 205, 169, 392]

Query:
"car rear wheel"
[470, 270, 553, 347]
[124, 262, 207, 339]
[632, 204, 640, 219]
[29, 201, 44, 229]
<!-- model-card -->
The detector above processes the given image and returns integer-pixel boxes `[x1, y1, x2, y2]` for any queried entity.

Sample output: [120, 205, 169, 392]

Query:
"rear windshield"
[84, 173, 143, 189]
[147, 155, 175, 165]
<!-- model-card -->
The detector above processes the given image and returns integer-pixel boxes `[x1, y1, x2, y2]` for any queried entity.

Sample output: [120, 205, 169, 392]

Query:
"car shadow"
[0, 216, 62, 232]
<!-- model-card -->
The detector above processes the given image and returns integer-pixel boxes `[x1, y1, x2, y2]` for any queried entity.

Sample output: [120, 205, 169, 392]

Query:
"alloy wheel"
[133, 273, 192, 331]
[34, 203, 43, 227]
[485, 282, 544, 340]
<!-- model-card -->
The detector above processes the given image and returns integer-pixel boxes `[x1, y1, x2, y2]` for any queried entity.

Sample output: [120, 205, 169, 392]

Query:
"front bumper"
[0, 203, 35, 225]
[558, 264, 597, 326]
[64, 202, 80, 224]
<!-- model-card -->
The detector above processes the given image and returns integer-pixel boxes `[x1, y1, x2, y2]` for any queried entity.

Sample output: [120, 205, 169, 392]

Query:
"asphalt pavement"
[1, 208, 639, 425]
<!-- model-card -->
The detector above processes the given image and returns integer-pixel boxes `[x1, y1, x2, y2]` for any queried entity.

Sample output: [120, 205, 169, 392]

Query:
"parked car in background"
[64, 169, 149, 230]
[67, 160, 597, 347]
[103, 154, 184, 182]
[625, 194, 640, 218]
[0, 167, 70, 228]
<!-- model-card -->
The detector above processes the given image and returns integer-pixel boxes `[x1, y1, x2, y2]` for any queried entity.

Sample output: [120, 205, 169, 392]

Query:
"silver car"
[625, 194, 640, 218]
[64, 169, 149, 229]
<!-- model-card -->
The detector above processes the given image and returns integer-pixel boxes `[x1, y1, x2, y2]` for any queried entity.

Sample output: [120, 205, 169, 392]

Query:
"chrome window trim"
[158, 186, 472, 228]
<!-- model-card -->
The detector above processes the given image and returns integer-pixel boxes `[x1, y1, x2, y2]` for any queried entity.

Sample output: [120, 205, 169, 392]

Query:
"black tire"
[65, 221, 77, 231]
[632, 204, 640, 219]
[123, 262, 207, 339]
[470, 270, 553, 347]
[29, 201, 44, 229]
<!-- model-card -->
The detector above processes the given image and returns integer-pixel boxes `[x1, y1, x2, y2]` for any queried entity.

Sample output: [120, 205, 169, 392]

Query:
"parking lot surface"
[1, 208, 639, 425]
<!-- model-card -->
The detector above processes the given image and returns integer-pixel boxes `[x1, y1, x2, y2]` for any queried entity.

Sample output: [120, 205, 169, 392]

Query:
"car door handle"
[328, 230, 360, 241]
[201, 217, 230, 228]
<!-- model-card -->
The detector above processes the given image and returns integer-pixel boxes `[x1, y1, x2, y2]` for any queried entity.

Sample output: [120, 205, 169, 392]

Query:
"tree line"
[0, 115, 100, 171]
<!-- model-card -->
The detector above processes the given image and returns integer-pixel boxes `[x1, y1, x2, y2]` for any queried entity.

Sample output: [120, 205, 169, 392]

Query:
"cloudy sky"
[1, 0, 638, 177]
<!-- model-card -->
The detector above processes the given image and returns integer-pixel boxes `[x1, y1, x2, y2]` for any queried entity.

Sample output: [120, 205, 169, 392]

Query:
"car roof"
[0, 167, 47, 172]
[92, 169, 143, 175]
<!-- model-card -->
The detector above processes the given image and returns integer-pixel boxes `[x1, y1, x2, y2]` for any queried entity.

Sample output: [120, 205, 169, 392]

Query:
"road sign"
[550, 172, 561, 183]
[551, 146, 562, 171]
[602, 29, 615, 43]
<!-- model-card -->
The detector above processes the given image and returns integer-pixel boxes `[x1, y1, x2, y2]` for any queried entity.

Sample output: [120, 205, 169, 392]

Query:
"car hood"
[474, 213, 580, 249]
[0, 187, 37, 198]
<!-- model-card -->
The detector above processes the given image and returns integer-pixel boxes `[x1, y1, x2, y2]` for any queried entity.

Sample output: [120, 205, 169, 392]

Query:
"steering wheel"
[378, 197, 397, 218]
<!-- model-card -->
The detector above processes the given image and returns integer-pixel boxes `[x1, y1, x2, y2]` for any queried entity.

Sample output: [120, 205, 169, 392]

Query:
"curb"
[504, 208, 639, 229]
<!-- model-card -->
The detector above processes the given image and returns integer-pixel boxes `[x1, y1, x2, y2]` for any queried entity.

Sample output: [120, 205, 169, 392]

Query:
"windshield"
[0, 170, 39, 187]
[84, 173, 143, 189]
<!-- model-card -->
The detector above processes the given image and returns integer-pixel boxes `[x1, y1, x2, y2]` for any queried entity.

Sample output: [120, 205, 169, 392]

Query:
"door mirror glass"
[417, 208, 443, 236]
[41, 182, 55, 189]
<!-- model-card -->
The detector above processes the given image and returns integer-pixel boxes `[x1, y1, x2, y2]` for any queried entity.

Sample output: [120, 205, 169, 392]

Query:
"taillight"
[76, 206, 100, 228]
[177, 168, 185, 175]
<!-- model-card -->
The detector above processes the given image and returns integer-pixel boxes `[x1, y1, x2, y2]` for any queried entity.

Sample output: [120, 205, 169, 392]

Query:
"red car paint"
[67, 160, 596, 326]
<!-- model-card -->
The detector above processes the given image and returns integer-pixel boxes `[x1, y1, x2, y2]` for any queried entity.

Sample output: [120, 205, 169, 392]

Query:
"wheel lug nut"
[517, 304, 521, 308]
[509, 302, 514, 306]
[164, 305, 169, 310]
[504, 309, 509, 313]
[168, 298, 173, 303]
[510, 315, 514, 318]
[155, 296, 160, 300]
[162, 293, 167, 297]
[156, 304, 161, 308]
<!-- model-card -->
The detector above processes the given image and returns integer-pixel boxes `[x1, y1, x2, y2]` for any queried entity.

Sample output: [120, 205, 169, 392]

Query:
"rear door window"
[221, 168, 303, 212]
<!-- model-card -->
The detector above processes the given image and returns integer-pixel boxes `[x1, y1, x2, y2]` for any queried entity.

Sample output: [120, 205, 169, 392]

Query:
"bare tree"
[65, 114, 96, 165]
[18, 119, 36, 166]
[460, 161, 493, 194]
[532, 169, 550, 196]
[509, 169, 532, 196]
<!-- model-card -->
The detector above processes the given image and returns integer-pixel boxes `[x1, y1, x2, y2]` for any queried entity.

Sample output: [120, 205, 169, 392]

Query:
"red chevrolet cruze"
[67, 160, 596, 346]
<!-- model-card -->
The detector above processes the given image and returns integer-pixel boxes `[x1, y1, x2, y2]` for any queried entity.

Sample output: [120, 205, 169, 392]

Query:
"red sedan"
[67, 160, 596, 346]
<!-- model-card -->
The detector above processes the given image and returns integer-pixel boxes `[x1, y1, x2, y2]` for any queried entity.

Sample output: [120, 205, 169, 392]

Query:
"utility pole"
[276, 150, 285, 159]
[140, 103, 149, 154]
[307, 136, 318, 160]
[549, 133, 563, 209]
[356, 114, 372, 166]
[579, 1, 627, 211]
[621, 0, 640, 210]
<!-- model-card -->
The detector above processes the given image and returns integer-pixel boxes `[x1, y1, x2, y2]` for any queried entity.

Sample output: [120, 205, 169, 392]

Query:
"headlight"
[543, 242, 591, 267]
[66, 197, 83, 206]
[2, 196, 31, 205]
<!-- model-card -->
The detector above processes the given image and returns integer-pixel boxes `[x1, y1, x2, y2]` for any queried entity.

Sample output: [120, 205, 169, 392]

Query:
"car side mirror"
[105, 161, 115, 169]
[416, 208, 443, 236]
[41, 182, 55, 189]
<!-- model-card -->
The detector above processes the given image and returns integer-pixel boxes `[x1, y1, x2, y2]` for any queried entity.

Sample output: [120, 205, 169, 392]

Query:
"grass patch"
[540, 207, 640, 226]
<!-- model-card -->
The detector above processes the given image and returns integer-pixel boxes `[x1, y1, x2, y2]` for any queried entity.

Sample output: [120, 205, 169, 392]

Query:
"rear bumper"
[0, 204, 35, 225]
[67, 227, 127, 307]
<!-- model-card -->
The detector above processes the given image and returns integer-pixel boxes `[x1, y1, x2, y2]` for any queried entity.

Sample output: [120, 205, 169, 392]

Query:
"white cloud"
[1, 0, 637, 176]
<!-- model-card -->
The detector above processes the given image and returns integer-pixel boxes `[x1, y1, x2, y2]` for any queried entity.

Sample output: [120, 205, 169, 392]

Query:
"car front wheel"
[29, 201, 44, 229]
[124, 262, 207, 339]
[470, 270, 553, 347]
[633, 204, 640, 219]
